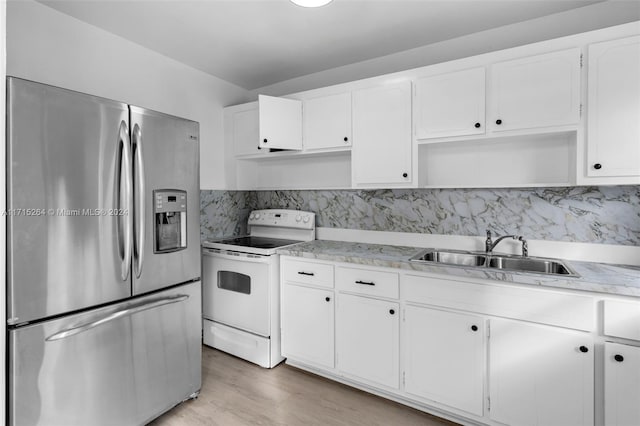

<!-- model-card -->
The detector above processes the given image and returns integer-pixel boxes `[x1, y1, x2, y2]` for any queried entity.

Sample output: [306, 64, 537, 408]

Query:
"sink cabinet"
[489, 319, 594, 426]
[280, 254, 614, 426]
[604, 342, 640, 426]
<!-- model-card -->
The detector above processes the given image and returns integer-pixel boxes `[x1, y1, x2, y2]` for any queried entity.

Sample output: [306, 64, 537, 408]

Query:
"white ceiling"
[36, 0, 615, 90]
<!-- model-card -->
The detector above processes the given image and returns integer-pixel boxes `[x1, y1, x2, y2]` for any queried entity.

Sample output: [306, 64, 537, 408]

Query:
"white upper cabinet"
[258, 94, 302, 150]
[226, 102, 260, 157]
[489, 48, 581, 132]
[303, 92, 352, 151]
[415, 67, 486, 139]
[352, 81, 412, 187]
[586, 35, 640, 179]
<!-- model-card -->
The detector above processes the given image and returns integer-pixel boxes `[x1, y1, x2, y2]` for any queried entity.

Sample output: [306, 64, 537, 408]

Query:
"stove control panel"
[248, 209, 315, 230]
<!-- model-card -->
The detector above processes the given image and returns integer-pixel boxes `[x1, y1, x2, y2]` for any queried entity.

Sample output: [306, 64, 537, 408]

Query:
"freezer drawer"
[9, 281, 202, 426]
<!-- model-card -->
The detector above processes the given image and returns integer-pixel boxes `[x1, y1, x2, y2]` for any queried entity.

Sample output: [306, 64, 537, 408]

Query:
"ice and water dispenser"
[154, 189, 187, 253]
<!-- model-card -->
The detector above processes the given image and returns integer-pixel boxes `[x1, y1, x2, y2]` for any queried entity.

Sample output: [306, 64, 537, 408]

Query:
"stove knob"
[249, 213, 255, 220]
[303, 216, 310, 223]
[296, 215, 302, 222]
[254, 213, 260, 220]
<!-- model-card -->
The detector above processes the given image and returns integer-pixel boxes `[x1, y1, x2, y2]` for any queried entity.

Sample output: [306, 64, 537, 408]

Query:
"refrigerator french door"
[6, 77, 201, 426]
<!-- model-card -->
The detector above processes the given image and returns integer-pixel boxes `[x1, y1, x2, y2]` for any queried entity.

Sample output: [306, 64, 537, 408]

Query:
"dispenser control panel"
[153, 189, 187, 253]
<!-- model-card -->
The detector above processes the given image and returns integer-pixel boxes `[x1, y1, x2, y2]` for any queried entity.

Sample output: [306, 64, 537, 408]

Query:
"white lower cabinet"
[281, 283, 334, 369]
[403, 305, 485, 416]
[336, 293, 399, 388]
[604, 342, 640, 426]
[489, 319, 594, 426]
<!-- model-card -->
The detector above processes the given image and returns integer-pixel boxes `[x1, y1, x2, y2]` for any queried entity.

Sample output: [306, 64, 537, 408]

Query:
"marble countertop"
[278, 240, 640, 297]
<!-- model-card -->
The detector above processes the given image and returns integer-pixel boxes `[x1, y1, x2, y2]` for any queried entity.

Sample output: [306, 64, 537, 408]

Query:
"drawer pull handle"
[298, 271, 315, 276]
[579, 345, 589, 353]
[355, 280, 375, 286]
[614, 354, 624, 362]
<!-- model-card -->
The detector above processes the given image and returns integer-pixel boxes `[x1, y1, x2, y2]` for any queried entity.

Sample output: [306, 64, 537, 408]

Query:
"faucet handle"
[518, 236, 529, 257]
[486, 229, 492, 239]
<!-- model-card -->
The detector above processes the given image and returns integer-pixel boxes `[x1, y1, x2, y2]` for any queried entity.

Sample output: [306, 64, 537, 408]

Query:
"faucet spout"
[485, 229, 526, 255]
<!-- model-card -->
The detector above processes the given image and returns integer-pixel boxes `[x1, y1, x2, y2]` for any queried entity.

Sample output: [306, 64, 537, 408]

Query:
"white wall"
[6, 0, 252, 189]
[1, 0, 6, 422]
[253, 1, 640, 96]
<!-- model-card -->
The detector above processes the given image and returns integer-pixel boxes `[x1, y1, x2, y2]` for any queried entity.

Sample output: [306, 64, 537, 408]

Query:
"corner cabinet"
[352, 81, 412, 187]
[489, 319, 594, 426]
[585, 35, 640, 182]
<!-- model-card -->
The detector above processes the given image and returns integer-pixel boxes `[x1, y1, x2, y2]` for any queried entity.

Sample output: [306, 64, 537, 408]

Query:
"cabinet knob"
[474, 123, 481, 128]
[389, 309, 395, 315]
[325, 296, 331, 302]
[471, 325, 478, 332]
[579, 345, 589, 353]
[402, 173, 408, 178]
[593, 163, 602, 170]
[263, 138, 268, 143]
[614, 354, 624, 362]
[495, 119, 502, 125]
[344, 137, 349, 142]
[257, 145, 262, 150]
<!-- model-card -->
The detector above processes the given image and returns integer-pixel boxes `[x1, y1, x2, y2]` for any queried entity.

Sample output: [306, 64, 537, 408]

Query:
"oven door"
[202, 249, 274, 337]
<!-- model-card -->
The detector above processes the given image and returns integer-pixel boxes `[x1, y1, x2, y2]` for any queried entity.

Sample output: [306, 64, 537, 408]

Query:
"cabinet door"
[415, 67, 486, 139]
[231, 103, 260, 156]
[336, 293, 399, 388]
[404, 306, 484, 416]
[281, 283, 334, 368]
[303, 92, 352, 150]
[352, 81, 412, 186]
[604, 342, 640, 426]
[489, 48, 581, 132]
[259, 94, 302, 150]
[587, 35, 640, 178]
[489, 319, 594, 426]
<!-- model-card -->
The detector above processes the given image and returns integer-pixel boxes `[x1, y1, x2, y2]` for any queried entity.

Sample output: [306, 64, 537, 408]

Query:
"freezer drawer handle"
[45, 294, 189, 342]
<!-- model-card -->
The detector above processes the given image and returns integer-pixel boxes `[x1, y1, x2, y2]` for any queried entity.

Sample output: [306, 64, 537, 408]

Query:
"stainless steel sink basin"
[411, 250, 487, 267]
[487, 256, 574, 275]
[409, 249, 578, 277]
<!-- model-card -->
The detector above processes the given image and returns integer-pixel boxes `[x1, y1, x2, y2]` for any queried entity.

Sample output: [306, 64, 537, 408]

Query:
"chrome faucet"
[485, 230, 528, 257]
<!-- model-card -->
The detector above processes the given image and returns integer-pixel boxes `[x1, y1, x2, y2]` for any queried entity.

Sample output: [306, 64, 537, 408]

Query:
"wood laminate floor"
[150, 346, 459, 426]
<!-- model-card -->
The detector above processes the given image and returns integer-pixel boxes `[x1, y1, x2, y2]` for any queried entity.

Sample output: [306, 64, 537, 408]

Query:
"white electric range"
[202, 209, 315, 368]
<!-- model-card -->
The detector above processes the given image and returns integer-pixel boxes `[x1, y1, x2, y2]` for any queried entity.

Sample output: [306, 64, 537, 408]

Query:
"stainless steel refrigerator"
[6, 77, 202, 425]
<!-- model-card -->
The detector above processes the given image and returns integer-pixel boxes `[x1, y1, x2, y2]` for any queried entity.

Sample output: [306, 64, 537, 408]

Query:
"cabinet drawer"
[336, 267, 399, 299]
[282, 258, 334, 288]
[604, 300, 640, 341]
[403, 274, 595, 331]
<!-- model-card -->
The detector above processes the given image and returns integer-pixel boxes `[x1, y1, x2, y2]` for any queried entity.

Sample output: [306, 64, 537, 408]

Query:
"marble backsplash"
[201, 186, 640, 246]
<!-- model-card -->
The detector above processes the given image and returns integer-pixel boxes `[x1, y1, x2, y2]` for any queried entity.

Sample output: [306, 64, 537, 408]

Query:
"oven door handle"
[202, 248, 272, 263]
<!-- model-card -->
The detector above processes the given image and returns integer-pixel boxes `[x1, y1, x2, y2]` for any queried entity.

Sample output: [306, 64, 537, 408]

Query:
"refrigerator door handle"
[45, 294, 190, 342]
[132, 123, 145, 279]
[116, 120, 133, 281]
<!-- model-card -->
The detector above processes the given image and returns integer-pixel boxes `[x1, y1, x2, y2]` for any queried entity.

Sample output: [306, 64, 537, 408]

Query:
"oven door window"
[217, 271, 251, 295]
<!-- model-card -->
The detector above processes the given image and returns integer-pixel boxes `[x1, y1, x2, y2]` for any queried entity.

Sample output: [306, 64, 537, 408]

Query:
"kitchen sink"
[409, 249, 578, 277]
